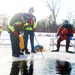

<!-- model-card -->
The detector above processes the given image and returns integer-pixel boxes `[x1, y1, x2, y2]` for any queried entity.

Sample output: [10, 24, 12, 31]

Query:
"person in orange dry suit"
[52, 20, 74, 53]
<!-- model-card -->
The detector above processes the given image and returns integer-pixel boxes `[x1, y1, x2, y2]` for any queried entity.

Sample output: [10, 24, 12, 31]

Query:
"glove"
[69, 36, 73, 40]
[13, 31, 19, 37]
[56, 34, 59, 38]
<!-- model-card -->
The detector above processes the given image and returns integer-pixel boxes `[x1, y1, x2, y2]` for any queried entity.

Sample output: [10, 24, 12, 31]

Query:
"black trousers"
[9, 31, 20, 56]
[24, 30, 34, 52]
[57, 37, 70, 50]
[10, 61, 19, 75]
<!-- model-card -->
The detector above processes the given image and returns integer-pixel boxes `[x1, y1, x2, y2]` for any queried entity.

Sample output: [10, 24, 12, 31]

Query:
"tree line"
[0, 14, 60, 32]
[0, 0, 75, 32]
[0, 13, 75, 33]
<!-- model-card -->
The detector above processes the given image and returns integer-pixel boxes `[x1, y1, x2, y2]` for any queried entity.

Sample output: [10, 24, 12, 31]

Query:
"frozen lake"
[0, 31, 75, 75]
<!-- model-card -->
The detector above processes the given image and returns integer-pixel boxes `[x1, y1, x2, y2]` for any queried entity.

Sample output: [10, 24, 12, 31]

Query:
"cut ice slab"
[43, 51, 75, 63]
[12, 53, 43, 61]
[0, 51, 75, 63]
[0, 53, 44, 62]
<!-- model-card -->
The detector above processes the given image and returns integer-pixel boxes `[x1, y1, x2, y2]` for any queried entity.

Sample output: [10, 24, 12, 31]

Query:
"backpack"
[34, 45, 43, 52]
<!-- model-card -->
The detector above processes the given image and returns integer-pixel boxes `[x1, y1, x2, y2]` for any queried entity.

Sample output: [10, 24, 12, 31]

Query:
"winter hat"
[64, 20, 68, 23]
[29, 7, 34, 12]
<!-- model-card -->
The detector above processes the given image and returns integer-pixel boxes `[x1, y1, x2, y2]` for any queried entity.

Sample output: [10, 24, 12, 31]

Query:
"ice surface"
[0, 31, 75, 75]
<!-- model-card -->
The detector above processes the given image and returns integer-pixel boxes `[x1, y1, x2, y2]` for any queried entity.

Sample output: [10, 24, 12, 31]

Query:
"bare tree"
[46, 0, 61, 24]
[0, 14, 9, 30]
[67, 9, 75, 23]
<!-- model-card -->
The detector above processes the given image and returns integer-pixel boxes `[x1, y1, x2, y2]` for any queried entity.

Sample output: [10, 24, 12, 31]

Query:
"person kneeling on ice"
[51, 20, 74, 53]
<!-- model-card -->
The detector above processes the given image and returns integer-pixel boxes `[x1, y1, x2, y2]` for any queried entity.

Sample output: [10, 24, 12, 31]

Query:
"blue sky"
[0, 0, 75, 23]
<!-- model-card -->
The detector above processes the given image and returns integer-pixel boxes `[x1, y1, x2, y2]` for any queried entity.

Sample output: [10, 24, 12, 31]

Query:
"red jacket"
[57, 24, 74, 40]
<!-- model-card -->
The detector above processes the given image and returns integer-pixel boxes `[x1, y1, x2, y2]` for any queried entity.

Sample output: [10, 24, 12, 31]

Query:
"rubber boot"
[66, 47, 74, 53]
[31, 50, 36, 53]
[66, 50, 74, 53]
[51, 48, 59, 52]
[20, 51, 24, 55]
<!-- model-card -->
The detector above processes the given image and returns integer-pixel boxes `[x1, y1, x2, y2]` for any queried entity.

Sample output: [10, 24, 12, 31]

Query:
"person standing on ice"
[51, 20, 74, 53]
[8, 13, 24, 57]
[22, 7, 37, 54]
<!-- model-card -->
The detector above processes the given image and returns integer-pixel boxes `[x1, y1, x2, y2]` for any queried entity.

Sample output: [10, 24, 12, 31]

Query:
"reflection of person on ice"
[22, 7, 37, 54]
[56, 60, 72, 74]
[10, 60, 33, 75]
[52, 20, 74, 53]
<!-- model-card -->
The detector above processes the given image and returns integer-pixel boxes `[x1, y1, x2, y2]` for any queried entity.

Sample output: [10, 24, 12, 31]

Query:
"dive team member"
[8, 13, 24, 57]
[52, 20, 74, 53]
[22, 7, 37, 54]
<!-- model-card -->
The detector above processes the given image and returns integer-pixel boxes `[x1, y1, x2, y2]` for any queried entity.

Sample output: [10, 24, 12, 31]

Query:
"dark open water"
[8, 59, 75, 75]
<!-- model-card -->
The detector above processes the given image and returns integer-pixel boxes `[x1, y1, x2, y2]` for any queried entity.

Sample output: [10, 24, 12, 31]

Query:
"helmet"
[62, 20, 69, 24]
[64, 20, 68, 23]
[29, 7, 34, 12]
